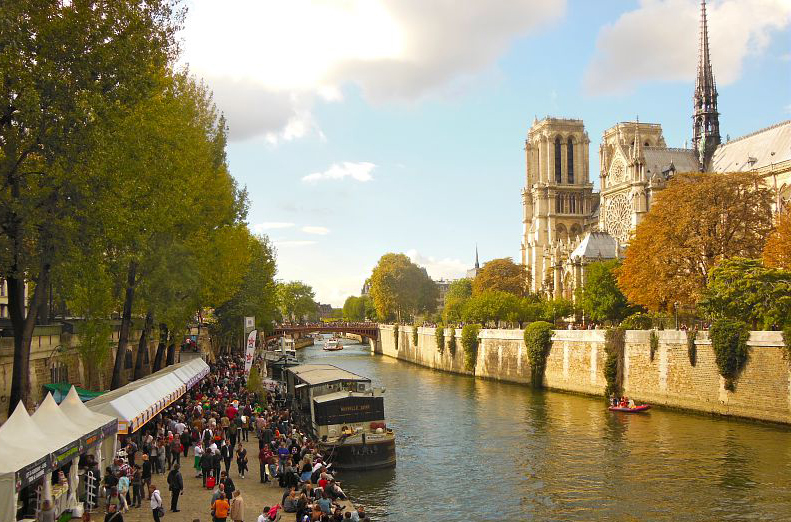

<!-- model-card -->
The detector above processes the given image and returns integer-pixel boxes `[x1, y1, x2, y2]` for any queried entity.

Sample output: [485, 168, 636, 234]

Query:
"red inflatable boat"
[608, 404, 652, 413]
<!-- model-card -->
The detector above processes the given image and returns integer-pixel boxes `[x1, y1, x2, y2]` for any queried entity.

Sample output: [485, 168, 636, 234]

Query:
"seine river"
[298, 339, 791, 521]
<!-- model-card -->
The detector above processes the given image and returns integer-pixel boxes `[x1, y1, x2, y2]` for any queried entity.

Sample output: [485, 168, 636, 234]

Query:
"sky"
[179, 0, 791, 307]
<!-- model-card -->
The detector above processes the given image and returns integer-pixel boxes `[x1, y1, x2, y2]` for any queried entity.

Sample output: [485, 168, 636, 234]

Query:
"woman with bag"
[150, 483, 164, 522]
[236, 443, 248, 479]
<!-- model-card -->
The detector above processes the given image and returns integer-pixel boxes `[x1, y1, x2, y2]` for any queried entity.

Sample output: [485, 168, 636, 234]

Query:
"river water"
[297, 339, 791, 521]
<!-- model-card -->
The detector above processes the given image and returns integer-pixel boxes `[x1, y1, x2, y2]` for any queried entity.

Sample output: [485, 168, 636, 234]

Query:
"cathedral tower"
[521, 118, 596, 294]
[692, 0, 721, 170]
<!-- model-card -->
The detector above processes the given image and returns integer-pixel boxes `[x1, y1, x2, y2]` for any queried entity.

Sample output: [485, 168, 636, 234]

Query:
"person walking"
[170, 436, 182, 469]
[229, 489, 245, 522]
[194, 442, 205, 478]
[221, 439, 233, 475]
[150, 483, 163, 522]
[212, 492, 230, 522]
[236, 442, 248, 479]
[141, 454, 152, 500]
[201, 447, 214, 487]
[166, 463, 183, 512]
[131, 465, 143, 508]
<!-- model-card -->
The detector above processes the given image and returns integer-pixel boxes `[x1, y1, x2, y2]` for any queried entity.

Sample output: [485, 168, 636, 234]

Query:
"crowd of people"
[81, 354, 372, 522]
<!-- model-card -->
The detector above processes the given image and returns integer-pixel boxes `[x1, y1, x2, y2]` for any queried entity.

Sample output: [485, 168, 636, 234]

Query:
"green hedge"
[783, 326, 791, 361]
[436, 324, 445, 354]
[412, 325, 419, 347]
[604, 328, 625, 398]
[461, 324, 481, 372]
[621, 312, 653, 330]
[523, 321, 553, 387]
[710, 319, 750, 391]
[448, 328, 457, 356]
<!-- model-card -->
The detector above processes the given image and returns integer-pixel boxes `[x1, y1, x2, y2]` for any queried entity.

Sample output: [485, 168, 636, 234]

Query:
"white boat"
[323, 338, 343, 351]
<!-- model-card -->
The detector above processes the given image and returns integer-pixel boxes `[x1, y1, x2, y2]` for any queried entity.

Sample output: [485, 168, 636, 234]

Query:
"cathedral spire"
[692, 0, 721, 170]
[474, 244, 480, 269]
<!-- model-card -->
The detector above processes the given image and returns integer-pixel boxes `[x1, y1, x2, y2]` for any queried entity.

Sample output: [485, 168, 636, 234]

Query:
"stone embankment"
[372, 325, 790, 424]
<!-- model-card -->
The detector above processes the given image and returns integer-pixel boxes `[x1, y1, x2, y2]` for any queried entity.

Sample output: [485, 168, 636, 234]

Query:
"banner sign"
[16, 453, 53, 491]
[261, 378, 282, 392]
[244, 317, 255, 330]
[244, 329, 257, 375]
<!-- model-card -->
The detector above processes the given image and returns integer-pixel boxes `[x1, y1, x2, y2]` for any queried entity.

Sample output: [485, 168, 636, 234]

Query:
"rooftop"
[288, 364, 370, 386]
[711, 120, 791, 173]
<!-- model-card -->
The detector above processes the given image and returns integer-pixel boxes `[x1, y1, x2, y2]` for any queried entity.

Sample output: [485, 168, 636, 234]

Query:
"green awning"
[43, 383, 105, 403]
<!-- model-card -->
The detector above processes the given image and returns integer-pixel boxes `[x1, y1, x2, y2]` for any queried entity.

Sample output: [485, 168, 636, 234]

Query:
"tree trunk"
[133, 311, 153, 380]
[165, 337, 176, 366]
[152, 324, 168, 372]
[7, 262, 50, 416]
[110, 261, 137, 390]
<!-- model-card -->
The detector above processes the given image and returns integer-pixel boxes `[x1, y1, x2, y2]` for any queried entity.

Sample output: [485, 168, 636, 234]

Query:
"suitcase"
[206, 475, 216, 489]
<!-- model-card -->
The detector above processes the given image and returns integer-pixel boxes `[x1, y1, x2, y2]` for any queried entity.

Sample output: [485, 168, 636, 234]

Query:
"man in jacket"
[200, 450, 214, 487]
[166, 463, 183, 512]
[219, 470, 235, 498]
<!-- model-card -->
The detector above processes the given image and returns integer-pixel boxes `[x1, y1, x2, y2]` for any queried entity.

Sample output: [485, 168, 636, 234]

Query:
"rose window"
[606, 194, 631, 243]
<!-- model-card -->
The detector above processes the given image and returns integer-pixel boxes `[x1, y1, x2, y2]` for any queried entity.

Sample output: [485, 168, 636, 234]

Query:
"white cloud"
[251, 222, 295, 234]
[302, 162, 376, 183]
[273, 240, 317, 247]
[302, 226, 330, 235]
[406, 249, 470, 281]
[584, 0, 791, 95]
[181, 1, 566, 141]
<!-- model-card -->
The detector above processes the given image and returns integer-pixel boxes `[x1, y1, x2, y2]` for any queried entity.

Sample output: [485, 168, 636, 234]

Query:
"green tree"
[343, 296, 366, 321]
[442, 296, 469, 324]
[698, 258, 791, 330]
[277, 281, 317, 323]
[462, 290, 521, 326]
[576, 261, 636, 324]
[0, 0, 183, 413]
[472, 258, 529, 297]
[369, 253, 437, 322]
[446, 278, 473, 299]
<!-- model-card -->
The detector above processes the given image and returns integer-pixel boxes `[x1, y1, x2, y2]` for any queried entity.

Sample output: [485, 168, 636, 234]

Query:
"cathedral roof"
[570, 231, 621, 261]
[643, 147, 699, 179]
[711, 120, 791, 173]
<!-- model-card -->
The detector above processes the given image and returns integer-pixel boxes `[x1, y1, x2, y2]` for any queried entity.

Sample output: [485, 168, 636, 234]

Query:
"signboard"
[16, 454, 52, 491]
[313, 396, 384, 426]
[244, 329, 257, 375]
[244, 317, 255, 331]
[262, 378, 282, 392]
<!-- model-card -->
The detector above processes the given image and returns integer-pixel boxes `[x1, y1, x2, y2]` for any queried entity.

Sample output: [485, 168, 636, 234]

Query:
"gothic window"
[567, 137, 574, 184]
[554, 136, 562, 184]
[570, 194, 576, 214]
[555, 195, 561, 213]
[606, 194, 632, 243]
[609, 160, 625, 186]
[124, 348, 133, 369]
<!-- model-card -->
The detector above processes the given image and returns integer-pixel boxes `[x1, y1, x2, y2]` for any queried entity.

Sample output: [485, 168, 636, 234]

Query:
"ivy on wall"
[649, 330, 659, 362]
[782, 326, 791, 362]
[448, 328, 457, 356]
[461, 324, 481, 372]
[412, 325, 419, 347]
[523, 321, 553, 387]
[436, 324, 445, 354]
[604, 327, 625, 399]
[710, 319, 750, 391]
[687, 330, 697, 366]
[393, 324, 399, 351]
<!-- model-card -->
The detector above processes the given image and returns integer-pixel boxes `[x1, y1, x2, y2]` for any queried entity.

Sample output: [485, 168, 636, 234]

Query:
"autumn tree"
[472, 258, 529, 297]
[764, 208, 791, 270]
[576, 260, 637, 324]
[617, 172, 774, 312]
[369, 253, 438, 322]
[0, 0, 183, 412]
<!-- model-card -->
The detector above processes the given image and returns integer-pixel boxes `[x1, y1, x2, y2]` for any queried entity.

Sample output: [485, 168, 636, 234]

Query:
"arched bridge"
[266, 322, 379, 342]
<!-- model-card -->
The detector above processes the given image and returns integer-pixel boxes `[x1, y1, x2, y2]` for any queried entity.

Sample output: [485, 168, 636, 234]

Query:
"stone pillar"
[553, 263, 562, 298]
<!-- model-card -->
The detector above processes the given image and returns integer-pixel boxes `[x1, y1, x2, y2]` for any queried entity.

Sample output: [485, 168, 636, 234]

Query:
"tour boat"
[323, 338, 343, 351]
[608, 404, 652, 413]
[285, 363, 397, 470]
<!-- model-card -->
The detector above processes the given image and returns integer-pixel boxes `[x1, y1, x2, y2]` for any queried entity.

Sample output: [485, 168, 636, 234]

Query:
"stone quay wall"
[374, 325, 791, 424]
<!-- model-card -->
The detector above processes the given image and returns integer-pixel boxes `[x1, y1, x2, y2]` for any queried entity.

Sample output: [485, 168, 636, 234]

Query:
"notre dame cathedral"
[521, 0, 791, 299]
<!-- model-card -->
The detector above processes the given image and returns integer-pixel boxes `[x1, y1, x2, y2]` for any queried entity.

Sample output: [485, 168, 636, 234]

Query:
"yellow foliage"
[763, 209, 791, 270]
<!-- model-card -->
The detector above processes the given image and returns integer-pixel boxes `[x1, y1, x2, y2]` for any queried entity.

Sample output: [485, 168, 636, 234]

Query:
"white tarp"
[87, 358, 209, 434]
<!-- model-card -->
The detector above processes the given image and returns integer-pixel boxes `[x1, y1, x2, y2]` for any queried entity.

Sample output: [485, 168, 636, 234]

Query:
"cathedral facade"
[521, 0, 791, 299]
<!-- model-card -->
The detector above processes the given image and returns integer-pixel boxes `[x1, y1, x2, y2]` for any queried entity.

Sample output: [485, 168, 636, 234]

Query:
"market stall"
[87, 358, 209, 434]
[0, 388, 117, 522]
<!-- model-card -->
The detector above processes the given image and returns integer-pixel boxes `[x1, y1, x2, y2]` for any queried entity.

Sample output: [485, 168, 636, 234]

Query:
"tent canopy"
[87, 358, 209, 434]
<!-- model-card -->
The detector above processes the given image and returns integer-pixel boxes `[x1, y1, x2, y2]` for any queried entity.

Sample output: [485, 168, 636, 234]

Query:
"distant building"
[360, 280, 371, 297]
[434, 279, 453, 309]
[465, 246, 481, 279]
[317, 303, 334, 320]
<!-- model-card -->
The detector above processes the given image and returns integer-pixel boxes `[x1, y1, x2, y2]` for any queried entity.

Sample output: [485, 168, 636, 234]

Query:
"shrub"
[461, 324, 481, 372]
[393, 324, 399, 350]
[412, 325, 419, 347]
[710, 319, 750, 391]
[783, 326, 791, 361]
[649, 330, 659, 362]
[687, 330, 697, 366]
[523, 321, 553, 387]
[621, 312, 653, 330]
[435, 324, 445, 354]
[604, 328, 625, 398]
[448, 327, 457, 356]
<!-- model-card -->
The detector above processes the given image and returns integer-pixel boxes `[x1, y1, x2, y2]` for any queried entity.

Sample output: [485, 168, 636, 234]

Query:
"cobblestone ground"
[94, 434, 354, 522]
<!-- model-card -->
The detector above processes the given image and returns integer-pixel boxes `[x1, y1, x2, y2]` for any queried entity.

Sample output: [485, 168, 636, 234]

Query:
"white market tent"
[0, 389, 118, 522]
[87, 357, 209, 434]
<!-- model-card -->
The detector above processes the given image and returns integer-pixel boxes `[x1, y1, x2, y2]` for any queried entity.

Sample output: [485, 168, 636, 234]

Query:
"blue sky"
[181, 0, 791, 306]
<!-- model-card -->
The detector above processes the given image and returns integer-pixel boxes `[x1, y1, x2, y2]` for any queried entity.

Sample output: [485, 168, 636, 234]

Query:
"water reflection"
[297, 341, 791, 521]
